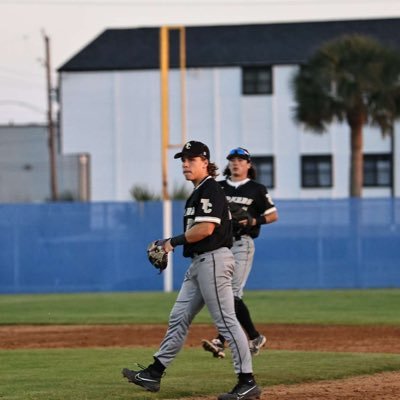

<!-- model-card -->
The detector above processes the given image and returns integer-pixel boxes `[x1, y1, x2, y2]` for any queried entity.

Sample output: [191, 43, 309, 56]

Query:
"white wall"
[60, 65, 397, 201]
[61, 71, 162, 201]
[273, 65, 302, 198]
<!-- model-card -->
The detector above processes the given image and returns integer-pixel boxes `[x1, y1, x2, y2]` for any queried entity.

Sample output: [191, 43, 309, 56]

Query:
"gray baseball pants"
[154, 246, 253, 374]
[231, 235, 255, 299]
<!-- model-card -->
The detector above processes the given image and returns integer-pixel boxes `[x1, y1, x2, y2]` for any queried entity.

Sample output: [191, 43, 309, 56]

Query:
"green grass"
[0, 289, 399, 325]
[1, 348, 400, 399]
[1, 289, 400, 399]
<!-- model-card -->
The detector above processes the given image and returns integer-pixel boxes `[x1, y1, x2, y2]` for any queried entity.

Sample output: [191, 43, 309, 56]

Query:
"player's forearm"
[252, 210, 278, 226]
[169, 222, 215, 249]
[185, 222, 215, 242]
[265, 210, 278, 224]
[167, 223, 214, 251]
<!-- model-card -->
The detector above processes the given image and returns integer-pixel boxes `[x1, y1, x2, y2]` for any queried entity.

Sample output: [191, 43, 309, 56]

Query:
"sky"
[1, 0, 400, 125]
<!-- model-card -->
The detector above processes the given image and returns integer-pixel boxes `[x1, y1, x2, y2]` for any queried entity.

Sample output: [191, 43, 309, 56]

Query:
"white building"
[58, 18, 400, 201]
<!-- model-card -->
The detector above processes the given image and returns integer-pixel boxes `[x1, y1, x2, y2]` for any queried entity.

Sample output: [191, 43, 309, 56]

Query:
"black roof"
[59, 18, 400, 72]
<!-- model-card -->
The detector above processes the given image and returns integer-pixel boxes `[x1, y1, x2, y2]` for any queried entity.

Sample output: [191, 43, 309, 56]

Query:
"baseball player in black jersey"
[122, 141, 261, 400]
[202, 147, 278, 359]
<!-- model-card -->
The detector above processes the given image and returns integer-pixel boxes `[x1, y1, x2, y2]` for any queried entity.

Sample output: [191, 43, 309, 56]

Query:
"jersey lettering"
[185, 218, 195, 231]
[226, 196, 253, 206]
[200, 199, 213, 214]
[266, 193, 275, 205]
[184, 207, 195, 216]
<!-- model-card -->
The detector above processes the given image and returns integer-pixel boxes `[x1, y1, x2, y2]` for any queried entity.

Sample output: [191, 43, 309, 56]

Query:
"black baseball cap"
[174, 140, 210, 160]
[226, 147, 251, 161]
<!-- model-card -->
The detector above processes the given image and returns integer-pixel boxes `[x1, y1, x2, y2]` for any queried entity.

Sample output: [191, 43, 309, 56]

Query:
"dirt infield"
[1, 323, 400, 399]
[1, 323, 400, 353]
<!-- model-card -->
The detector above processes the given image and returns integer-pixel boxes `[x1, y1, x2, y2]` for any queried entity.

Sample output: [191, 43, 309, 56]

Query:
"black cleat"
[122, 365, 162, 392]
[249, 334, 267, 356]
[218, 380, 261, 400]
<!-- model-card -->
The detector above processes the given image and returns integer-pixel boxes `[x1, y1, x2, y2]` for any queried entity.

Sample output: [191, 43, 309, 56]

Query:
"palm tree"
[292, 34, 400, 197]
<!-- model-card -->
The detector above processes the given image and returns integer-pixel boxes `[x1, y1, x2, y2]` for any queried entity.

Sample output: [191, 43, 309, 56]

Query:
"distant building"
[58, 18, 400, 200]
[0, 124, 88, 203]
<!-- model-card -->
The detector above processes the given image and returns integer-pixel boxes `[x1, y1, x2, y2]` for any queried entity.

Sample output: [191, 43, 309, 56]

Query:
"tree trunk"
[350, 122, 364, 197]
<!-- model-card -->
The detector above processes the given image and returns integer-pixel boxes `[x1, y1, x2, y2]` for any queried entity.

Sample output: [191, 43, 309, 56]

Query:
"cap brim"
[174, 152, 183, 159]
[227, 154, 250, 160]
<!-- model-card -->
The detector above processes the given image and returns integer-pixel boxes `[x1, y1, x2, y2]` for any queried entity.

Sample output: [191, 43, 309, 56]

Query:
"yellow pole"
[179, 26, 187, 144]
[160, 25, 187, 199]
[159, 26, 187, 292]
[160, 26, 170, 200]
[160, 26, 172, 292]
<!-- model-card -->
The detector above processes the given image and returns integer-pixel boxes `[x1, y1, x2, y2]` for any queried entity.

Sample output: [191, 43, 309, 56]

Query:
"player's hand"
[238, 217, 256, 226]
[164, 239, 174, 253]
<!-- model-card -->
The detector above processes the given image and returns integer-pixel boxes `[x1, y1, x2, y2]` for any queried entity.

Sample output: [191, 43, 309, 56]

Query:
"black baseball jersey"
[182, 176, 233, 258]
[219, 178, 277, 239]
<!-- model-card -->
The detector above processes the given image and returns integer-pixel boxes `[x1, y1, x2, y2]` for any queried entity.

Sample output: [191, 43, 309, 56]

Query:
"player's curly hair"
[223, 163, 256, 179]
[207, 161, 219, 178]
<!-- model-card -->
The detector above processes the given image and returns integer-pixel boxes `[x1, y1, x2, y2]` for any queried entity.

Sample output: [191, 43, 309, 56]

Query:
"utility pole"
[43, 32, 58, 201]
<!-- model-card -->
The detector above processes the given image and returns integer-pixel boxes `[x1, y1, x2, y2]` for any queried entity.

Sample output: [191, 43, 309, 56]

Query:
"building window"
[301, 155, 333, 188]
[251, 156, 274, 188]
[363, 154, 392, 187]
[242, 66, 272, 95]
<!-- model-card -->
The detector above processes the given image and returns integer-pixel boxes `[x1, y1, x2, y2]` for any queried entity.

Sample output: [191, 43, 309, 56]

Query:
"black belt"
[191, 251, 205, 258]
[190, 246, 230, 258]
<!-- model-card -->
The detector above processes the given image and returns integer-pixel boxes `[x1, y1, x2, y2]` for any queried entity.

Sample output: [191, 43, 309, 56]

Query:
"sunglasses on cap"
[227, 147, 251, 160]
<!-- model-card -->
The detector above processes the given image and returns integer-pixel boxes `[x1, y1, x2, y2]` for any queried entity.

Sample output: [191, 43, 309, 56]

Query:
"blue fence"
[0, 199, 399, 294]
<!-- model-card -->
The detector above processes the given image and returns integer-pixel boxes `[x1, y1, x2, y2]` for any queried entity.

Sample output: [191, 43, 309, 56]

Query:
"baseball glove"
[147, 239, 169, 273]
[229, 203, 252, 225]
[229, 203, 253, 236]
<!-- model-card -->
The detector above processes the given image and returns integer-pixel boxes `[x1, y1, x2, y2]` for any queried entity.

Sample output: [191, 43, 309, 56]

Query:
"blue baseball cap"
[226, 147, 251, 161]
